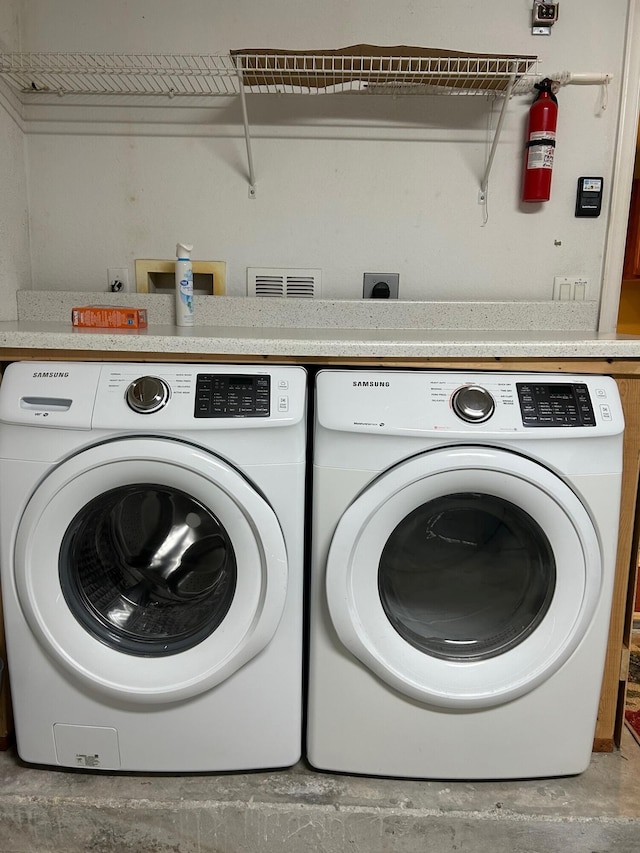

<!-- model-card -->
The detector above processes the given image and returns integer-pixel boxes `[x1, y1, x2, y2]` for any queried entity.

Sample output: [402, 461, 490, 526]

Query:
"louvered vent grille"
[247, 268, 321, 298]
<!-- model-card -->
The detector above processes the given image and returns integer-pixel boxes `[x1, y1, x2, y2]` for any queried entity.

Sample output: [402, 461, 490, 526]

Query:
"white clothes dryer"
[0, 361, 307, 772]
[307, 370, 624, 779]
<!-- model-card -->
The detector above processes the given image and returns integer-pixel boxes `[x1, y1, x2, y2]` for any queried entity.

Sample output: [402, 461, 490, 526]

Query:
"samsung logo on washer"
[32, 371, 69, 378]
[352, 381, 390, 387]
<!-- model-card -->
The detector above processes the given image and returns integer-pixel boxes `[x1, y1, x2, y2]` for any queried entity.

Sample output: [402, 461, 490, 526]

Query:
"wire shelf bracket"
[479, 73, 518, 204]
[234, 60, 257, 198]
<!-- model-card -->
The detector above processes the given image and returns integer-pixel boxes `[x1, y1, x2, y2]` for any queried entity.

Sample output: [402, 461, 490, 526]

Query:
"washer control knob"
[452, 385, 495, 423]
[125, 376, 170, 414]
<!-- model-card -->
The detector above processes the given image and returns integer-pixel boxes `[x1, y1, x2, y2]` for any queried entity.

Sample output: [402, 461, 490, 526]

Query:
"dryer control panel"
[516, 382, 595, 427]
[316, 370, 623, 439]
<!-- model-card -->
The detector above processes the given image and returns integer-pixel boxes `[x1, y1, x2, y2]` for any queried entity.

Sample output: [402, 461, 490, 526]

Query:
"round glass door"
[326, 446, 602, 710]
[378, 492, 556, 662]
[59, 484, 237, 657]
[15, 437, 288, 704]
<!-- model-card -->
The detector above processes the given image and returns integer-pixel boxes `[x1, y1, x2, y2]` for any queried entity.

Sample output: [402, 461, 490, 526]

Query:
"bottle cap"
[176, 242, 194, 259]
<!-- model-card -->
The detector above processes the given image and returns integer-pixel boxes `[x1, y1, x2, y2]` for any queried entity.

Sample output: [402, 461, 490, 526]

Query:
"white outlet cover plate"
[553, 276, 589, 301]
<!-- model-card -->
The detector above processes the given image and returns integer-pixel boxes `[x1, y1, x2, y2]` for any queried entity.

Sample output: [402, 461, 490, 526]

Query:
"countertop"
[1, 291, 639, 359]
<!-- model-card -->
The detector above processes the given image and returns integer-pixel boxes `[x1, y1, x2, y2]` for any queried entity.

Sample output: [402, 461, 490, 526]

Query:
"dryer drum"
[59, 483, 237, 656]
[378, 492, 556, 661]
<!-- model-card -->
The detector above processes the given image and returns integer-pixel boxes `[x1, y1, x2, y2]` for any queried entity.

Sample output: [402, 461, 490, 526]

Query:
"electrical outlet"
[532, 1, 559, 34]
[533, 2, 559, 23]
[107, 267, 130, 293]
[363, 273, 399, 299]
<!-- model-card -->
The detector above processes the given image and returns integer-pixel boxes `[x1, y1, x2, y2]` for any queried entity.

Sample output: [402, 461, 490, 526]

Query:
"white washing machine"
[307, 369, 624, 779]
[0, 361, 307, 772]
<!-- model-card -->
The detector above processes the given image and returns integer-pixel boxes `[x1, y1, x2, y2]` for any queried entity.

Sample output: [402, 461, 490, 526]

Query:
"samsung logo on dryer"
[33, 371, 69, 378]
[352, 380, 390, 387]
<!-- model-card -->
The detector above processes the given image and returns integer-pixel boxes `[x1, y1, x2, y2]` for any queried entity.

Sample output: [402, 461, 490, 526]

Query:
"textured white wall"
[0, 0, 20, 52]
[11, 0, 635, 300]
[0, 0, 30, 320]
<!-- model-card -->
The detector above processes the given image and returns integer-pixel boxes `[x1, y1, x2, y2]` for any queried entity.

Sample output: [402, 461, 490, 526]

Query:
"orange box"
[71, 305, 148, 329]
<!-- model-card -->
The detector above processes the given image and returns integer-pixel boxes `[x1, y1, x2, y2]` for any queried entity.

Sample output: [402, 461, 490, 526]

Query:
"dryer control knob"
[125, 376, 170, 414]
[452, 385, 495, 423]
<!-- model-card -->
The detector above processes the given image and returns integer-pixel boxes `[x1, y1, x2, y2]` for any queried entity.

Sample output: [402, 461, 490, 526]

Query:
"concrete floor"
[0, 730, 639, 853]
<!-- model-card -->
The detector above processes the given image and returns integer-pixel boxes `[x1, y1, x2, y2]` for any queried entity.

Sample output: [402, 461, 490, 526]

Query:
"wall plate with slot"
[135, 259, 226, 295]
[363, 273, 399, 299]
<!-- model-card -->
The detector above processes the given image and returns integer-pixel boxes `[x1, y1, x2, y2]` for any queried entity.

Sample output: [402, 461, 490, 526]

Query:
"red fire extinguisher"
[522, 78, 558, 203]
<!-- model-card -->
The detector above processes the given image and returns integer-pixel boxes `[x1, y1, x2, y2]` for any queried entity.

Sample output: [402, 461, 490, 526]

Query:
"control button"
[125, 376, 170, 414]
[599, 403, 612, 421]
[278, 395, 289, 413]
[451, 385, 495, 423]
[595, 388, 607, 398]
[278, 379, 289, 390]
[580, 410, 595, 420]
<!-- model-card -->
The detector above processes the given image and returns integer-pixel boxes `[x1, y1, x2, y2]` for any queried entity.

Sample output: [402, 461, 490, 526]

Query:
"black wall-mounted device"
[575, 176, 603, 218]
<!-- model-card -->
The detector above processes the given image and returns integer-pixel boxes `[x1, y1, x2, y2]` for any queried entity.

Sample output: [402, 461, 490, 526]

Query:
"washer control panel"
[194, 373, 270, 418]
[0, 363, 307, 430]
[516, 382, 595, 427]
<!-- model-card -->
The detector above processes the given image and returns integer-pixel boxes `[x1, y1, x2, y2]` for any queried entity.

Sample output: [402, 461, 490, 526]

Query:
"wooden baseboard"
[592, 737, 615, 753]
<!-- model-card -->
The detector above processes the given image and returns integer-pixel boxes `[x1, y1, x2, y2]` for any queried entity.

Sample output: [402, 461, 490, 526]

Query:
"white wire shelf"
[0, 52, 539, 98]
[0, 53, 240, 97]
[0, 51, 542, 200]
[231, 51, 539, 95]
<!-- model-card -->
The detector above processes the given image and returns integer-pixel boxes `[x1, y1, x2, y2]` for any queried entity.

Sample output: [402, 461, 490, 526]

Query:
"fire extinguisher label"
[527, 131, 556, 170]
[527, 146, 555, 170]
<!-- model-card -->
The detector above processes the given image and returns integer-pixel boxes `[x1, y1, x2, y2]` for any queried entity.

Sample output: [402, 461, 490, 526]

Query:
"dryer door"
[14, 437, 288, 704]
[326, 446, 602, 710]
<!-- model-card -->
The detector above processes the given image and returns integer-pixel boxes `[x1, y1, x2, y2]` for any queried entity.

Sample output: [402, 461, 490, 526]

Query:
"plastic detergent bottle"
[175, 242, 194, 326]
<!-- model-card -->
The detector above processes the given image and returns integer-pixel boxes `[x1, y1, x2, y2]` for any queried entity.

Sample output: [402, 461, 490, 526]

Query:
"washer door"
[15, 437, 288, 704]
[326, 446, 602, 710]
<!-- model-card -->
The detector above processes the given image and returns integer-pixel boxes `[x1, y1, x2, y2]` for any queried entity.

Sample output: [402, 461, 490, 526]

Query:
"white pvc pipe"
[512, 72, 613, 95]
[565, 72, 614, 84]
